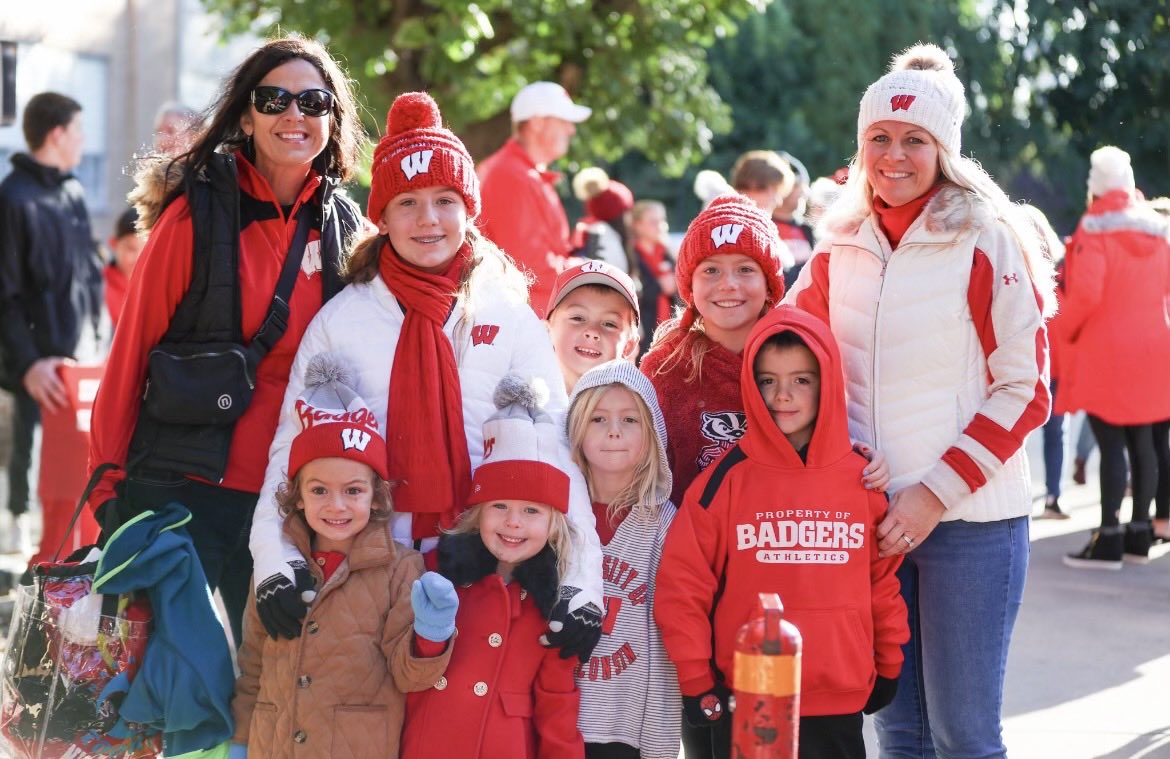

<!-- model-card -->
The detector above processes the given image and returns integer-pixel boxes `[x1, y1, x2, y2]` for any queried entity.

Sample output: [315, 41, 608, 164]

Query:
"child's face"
[739, 184, 784, 216]
[297, 457, 376, 553]
[478, 499, 553, 573]
[547, 288, 638, 388]
[109, 233, 144, 276]
[377, 185, 468, 274]
[754, 343, 821, 451]
[691, 253, 768, 344]
[581, 385, 647, 483]
[631, 206, 668, 243]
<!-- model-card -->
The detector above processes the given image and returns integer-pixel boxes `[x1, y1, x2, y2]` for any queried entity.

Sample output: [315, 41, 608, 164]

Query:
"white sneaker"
[0, 513, 33, 556]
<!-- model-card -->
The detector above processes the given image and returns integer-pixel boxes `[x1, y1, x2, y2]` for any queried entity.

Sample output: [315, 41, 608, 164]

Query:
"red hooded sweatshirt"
[654, 306, 907, 716]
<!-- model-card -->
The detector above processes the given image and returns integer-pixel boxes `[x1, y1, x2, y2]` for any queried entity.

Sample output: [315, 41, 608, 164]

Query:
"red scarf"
[874, 184, 944, 248]
[379, 243, 473, 539]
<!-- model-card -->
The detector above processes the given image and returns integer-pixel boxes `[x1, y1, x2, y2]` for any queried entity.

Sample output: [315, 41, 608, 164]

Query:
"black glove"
[863, 675, 899, 714]
[683, 683, 731, 727]
[255, 561, 315, 639]
[542, 585, 603, 662]
[94, 489, 142, 548]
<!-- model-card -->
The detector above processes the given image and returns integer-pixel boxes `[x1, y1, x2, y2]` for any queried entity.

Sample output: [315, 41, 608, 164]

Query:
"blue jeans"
[875, 517, 1029, 759]
[1042, 379, 1065, 499]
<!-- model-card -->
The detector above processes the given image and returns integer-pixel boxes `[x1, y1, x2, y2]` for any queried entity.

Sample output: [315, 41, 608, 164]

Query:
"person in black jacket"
[0, 91, 102, 550]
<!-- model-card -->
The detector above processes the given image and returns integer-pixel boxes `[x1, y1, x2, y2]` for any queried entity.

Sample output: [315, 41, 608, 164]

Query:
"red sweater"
[654, 306, 907, 716]
[640, 331, 745, 505]
[88, 155, 327, 508]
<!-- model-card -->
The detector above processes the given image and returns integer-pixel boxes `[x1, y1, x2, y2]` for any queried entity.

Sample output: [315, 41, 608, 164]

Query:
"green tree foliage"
[202, 0, 766, 175]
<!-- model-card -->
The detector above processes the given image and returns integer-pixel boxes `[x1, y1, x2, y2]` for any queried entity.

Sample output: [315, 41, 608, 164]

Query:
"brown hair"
[275, 469, 394, 529]
[22, 92, 81, 151]
[731, 150, 795, 196]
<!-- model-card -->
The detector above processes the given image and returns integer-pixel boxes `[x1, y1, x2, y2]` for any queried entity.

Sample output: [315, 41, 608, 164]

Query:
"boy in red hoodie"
[655, 305, 908, 759]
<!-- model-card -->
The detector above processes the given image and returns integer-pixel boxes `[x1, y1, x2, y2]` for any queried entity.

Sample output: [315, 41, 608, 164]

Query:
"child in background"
[232, 354, 456, 759]
[655, 306, 908, 759]
[567, 360, 680, 759]
[402, 376, 584, 759]
[103, 207, 143, 327]
[729, 150, 795, 271]
[770, 152, 816, 288]
[546, 259, 641, 393]
[572, 167, 637, 274]
[628, 200, 677, 356]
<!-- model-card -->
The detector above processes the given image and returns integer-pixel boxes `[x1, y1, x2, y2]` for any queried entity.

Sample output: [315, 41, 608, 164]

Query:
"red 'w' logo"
[483, 437, 496, 458]
[890, 94, 916, 112]
[471, 324, 500, 346]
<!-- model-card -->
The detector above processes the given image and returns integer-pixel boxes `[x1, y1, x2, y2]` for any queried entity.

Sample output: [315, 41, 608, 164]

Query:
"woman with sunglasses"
[87, 35, 364, 644]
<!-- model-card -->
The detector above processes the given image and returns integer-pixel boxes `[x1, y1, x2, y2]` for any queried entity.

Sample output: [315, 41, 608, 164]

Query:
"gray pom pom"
[493, 374, 549, 411]
[890, 43, 953, 74]
[304, 352, 352, 390]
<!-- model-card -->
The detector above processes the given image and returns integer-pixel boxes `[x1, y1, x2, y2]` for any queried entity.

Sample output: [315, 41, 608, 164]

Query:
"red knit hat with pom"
[367, 91, 480, 223]
[675, 193, 785, 332]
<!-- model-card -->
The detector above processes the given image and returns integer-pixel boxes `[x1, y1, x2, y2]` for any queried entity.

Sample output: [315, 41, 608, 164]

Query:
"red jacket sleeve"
[784, 247, 832, 326]
[533, 650, 584, 758]
[86, 202, 196, 510]
[867, 490, 908, 679]
[654, 472, 727, 696]
[1058, 230, 1105, 344]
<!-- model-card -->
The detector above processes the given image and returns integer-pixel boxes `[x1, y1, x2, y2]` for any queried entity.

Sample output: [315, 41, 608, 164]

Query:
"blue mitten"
[228, 742, 248, 759]
[411, 571, 459, 642]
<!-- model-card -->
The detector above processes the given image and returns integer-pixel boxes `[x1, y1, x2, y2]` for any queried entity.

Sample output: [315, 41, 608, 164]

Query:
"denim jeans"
[874, 517, 1029, 759]
[1041, 379, 1065, 499]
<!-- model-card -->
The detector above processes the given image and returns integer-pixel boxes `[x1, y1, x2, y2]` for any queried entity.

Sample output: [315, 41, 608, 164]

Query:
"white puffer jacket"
[785, 184, 1050, 523]
[251, 269, 603, 610]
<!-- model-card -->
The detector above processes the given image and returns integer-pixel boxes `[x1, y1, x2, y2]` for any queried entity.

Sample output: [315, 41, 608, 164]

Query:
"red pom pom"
[386, 92, 441, 136]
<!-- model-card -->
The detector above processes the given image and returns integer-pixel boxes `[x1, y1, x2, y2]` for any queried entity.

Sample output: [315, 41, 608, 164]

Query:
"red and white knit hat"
[675, 193, 785, 331]
[857, 43, 966, 157]
[367, 91, 480, 223]
[288, 353, 388, 480]
[469, 376, 569, 513]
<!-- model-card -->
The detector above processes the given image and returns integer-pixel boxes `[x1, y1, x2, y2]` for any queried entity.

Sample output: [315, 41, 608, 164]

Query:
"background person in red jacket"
[1059, 145, 1170, 568]
[478, 82, 592, 318]
[655, 305, 907, 759]
[103, 207, 143, 329]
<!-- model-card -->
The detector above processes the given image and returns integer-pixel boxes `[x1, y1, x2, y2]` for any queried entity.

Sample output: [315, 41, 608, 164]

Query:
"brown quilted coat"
[231, 517, 452, 759]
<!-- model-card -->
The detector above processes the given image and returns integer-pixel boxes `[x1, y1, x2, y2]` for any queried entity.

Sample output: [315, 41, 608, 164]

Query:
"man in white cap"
[478, 82, 591, 317]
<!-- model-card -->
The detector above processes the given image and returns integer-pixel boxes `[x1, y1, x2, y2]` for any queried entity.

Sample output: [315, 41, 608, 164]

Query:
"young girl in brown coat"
[230, 355, 458, 759]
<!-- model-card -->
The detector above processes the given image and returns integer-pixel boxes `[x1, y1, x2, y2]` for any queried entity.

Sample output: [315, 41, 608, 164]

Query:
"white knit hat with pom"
[1087, 146, 1135, 197]
[857, 43, 967, 156]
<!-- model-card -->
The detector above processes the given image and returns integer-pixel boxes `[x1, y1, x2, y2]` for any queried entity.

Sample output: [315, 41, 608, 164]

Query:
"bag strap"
[53, 462, 120, 562]
[248, 207, 313, 362]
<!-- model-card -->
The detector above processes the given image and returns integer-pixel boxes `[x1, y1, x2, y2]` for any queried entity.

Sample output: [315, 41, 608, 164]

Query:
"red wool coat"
[402, 549, 583, 759]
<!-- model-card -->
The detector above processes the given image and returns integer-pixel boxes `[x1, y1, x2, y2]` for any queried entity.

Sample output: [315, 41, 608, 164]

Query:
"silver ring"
[903, 535, 914, 547]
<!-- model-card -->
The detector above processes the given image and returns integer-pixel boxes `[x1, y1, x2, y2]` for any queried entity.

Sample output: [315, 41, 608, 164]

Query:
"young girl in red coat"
[567, 360, 680, 758]
[402, 375, 584, 759]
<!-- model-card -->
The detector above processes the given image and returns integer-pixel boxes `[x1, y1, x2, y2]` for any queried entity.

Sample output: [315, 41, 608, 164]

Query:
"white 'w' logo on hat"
[401, 149, 434, 180]
[340, 428, 372, 452]
[710, 224, 744, 248]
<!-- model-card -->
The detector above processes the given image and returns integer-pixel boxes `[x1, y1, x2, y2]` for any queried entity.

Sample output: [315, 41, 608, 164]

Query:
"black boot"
[1063, 526, 1123, 570]
[1123, 522, 1152, 564]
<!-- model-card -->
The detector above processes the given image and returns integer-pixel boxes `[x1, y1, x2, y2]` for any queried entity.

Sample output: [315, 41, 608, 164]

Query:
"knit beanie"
[675, 193, 785, 331]
[288, 353, 388, 480]
[1087, 146, 1135, 197]
[469, 376, 570, 513]
[857, 43, 966, 157]
[367, 91, 480, 224]
[573, 167, 634, 222]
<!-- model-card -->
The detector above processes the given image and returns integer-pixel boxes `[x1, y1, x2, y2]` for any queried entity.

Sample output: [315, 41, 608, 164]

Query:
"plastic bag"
[0, 554, 160, 759]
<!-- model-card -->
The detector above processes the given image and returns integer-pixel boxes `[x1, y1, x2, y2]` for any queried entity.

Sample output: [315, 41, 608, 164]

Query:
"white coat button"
[434, 676, 447, 690]
[488, 633, 503, 647]
[473, 681, 488, 696]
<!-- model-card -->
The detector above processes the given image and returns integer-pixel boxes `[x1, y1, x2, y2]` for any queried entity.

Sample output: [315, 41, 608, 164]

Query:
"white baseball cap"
[510, 82, 592, 123]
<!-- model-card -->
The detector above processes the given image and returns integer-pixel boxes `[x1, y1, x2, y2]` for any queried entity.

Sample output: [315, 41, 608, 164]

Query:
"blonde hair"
[568, 383, 665, 527]
[449, 503, 574, 579]
[821, 140, 1056, 317]
[275, 468, 394, 530]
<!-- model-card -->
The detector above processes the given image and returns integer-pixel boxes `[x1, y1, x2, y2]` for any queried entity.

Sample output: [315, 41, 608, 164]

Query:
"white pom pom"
[303, 352, 351, 390]
[492, 374, 549, 411]
[572, 166, 610, 201]
[890, 43, 953, 74]
[694, 169, 733, 205]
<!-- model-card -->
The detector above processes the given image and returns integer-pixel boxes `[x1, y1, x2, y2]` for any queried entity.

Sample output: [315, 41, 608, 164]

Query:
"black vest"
[126, 153, 358, 485]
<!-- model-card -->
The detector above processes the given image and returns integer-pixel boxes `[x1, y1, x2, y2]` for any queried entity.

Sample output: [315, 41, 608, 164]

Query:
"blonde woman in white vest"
[785, 44, 1055, 758]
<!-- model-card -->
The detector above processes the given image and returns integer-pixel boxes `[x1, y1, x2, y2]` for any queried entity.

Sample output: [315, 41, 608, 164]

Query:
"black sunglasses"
[250, 86, 334, 117]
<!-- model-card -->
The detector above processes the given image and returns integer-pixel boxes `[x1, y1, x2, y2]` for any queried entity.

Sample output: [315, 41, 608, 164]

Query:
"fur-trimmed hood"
[1080, 189, 1170, 243]
[826, 182, 997, 239]
[436, 531, 560, 619]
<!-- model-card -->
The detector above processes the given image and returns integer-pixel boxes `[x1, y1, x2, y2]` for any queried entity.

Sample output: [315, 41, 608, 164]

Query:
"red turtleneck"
[873, 184, 944, 248]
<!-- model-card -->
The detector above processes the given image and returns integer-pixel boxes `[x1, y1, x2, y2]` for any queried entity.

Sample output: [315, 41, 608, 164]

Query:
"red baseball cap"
[546, 259, 640, 324]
